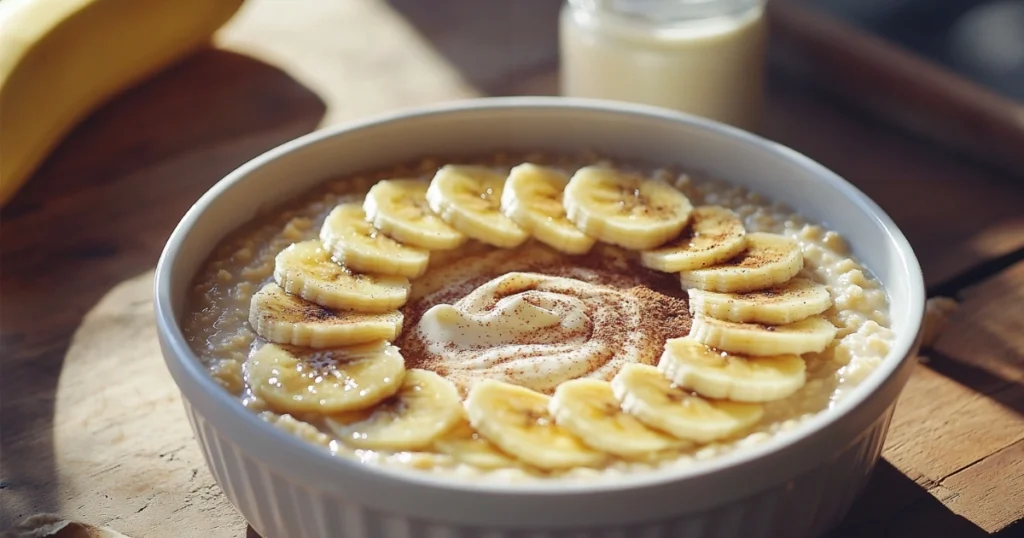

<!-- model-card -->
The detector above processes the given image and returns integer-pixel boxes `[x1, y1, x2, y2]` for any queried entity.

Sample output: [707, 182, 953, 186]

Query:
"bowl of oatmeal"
[155, 97, 925, 538]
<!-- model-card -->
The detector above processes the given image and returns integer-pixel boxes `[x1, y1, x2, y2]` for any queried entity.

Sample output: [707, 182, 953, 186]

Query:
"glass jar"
[559, 0, 768, 132]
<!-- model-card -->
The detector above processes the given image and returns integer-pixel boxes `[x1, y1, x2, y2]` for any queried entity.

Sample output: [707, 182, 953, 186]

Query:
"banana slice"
[563, 166, 693, 250]
[245, 341, 405, 414]
[688, 277, 832, 325]
[612, 364, 764, 443]
[249, 283, 403, 348]
[499, 163, 596, 255]
[465, 379, 605, 470]
[640, 206, 747, 272]
[426, 165, 529, 248]
[320, 203, 430, 278]
[363, 179, 467, 250]
[659, 338, 806, 402]
[432, 419, 519, 470]
[689, 314, 837, 356]
[274, 240, 410, 312]
[549, 378, 684, 457]
[325, 369, 463, 451]
[679, 232, 803, 293]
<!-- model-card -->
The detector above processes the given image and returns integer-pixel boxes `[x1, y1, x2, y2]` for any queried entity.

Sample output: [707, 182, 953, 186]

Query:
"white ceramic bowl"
[155, 97, 925, 538]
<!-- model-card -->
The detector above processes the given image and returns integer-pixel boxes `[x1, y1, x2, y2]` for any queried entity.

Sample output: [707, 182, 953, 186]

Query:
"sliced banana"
[500, 163, 596, 255]
[432, 419, 519, 470]
[563, 166, 693, 250]
[465, 379, 605, 470]
[640, 206, 747, 272]
[612, 363, 764, 443]
[426, 165, 529, 248]
[549, 378, 684, 457]
[363, 179, 467, 250]
[249, 283, 403, 348]
[325, 369, 463, 451]
[679, 232, 803, 293]
[320, 203, 430, 278]
[688, 277, 832, 325]
[659, 338, 806, 402]
[273, 240, 410, 312]
[245, 341, 405, 414]
[688, 314, 837, 356]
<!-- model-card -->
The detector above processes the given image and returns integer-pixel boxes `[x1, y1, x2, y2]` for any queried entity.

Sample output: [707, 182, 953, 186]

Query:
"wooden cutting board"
[2, 1, 1022, 537]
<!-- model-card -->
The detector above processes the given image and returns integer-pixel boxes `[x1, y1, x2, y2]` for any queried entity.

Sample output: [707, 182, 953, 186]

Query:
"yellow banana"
[0, 0, 243, 206]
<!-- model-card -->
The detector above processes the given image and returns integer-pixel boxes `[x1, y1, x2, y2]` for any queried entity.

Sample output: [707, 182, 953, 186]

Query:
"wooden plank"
[874, 261, 1024, 533]
[833, 360, 1024, 535]
[932, 262, 1024, 392]
[942, 440, 1024, 533]
[915, 261, 1024, 533]
[883, 364, 1024, 490]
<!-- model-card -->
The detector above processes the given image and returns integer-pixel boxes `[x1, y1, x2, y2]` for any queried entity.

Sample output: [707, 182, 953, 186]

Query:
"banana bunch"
[0, 0, 244, 206]
[240, 160, 845, 469]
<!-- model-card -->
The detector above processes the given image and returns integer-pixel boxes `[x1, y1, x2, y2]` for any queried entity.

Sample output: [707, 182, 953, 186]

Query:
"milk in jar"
[560, 0, 767, 131]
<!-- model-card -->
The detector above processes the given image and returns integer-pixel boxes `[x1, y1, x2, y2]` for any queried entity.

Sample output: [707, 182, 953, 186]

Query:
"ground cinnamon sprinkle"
[395, 243, 693, 390]
[627, 285, 692, 343]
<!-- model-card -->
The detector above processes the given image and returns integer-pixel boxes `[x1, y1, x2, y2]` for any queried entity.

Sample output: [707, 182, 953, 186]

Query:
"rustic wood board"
[933, 262, 1024, 393]
[3, 0, 1023, 536]
[925, 262, 1024, 532]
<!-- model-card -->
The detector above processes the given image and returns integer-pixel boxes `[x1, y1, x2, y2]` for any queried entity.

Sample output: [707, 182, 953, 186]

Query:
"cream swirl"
[409, 271, 668, 393]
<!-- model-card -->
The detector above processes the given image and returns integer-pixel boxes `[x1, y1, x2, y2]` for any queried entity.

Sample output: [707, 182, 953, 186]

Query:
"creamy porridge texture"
[183, 153, 895, 479]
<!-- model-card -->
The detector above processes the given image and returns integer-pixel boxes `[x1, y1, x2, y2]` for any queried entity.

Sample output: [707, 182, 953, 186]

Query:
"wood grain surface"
[2, 0, 1022, 536]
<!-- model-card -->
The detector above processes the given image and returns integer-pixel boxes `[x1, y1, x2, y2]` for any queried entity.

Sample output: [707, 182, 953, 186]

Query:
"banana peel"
[0, 0, 244, 207]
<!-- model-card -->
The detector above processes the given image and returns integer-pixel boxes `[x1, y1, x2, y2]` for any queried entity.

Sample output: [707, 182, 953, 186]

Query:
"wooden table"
[2, 1, 1022, 536]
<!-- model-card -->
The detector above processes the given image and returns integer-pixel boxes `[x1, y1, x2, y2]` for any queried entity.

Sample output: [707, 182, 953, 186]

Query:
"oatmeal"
[183, 152, 895, 479]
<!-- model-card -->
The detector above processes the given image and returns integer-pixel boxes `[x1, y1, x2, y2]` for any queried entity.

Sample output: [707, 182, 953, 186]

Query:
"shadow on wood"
[927, 349, 1024, 416]
[0, 47, 325, 525]
[827, 459, 991, 537]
